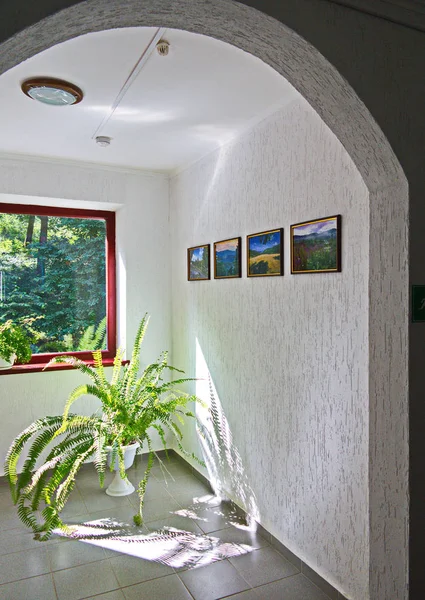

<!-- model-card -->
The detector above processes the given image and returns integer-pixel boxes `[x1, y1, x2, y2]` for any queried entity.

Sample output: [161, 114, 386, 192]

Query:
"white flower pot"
[105, 442, 138, 496]
[0, 354, 15, 369]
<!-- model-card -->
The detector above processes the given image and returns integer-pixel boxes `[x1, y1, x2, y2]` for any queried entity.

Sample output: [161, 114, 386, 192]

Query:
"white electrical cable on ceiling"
[92, 27, 167, 140]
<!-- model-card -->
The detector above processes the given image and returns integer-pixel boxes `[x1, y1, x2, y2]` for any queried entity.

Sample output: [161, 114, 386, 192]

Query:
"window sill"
[0, 359, 129, 376]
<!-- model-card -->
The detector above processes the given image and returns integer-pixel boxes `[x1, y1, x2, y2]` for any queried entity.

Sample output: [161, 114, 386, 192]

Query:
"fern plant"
[62, 316, 107, 352]
[4, 313, 204, 539]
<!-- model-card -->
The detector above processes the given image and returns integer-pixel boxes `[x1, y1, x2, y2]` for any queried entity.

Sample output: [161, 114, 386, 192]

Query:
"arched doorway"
[0, 2, 408, 599]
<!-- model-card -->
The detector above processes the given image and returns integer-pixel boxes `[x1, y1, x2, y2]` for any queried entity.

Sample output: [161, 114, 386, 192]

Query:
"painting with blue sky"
[214, 237, 241, 279]
[247, 228, 283, 276]
[188, 244, 210, 280]
[291, 215, 341, 273]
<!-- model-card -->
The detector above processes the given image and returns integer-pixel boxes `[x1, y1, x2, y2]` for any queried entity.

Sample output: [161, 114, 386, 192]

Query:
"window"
[0, 203, 116, 370]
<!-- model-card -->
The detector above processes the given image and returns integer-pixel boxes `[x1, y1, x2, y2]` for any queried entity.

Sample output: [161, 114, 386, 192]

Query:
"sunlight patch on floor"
[55, 515, 254, 569]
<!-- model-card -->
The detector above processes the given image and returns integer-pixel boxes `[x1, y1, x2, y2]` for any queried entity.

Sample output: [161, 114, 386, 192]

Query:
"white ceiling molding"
[0, 192, 124, 211]
[327, 0, 425, 31]
[0, 151, 170, 177]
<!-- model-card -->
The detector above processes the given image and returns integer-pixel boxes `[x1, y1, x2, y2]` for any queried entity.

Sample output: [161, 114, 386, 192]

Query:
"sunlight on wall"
[191, 124, 237, 147]
[202, 144, 229, 212]
[195, 338, 259, 528]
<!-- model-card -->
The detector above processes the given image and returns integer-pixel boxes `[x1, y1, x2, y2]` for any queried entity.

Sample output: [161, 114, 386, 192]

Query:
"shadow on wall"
[195, 338, 259, 527]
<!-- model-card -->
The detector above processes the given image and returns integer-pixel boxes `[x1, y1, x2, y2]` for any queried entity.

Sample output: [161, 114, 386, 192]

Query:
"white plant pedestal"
[105, 442, 138, 497]
[106, 473, 135, 496]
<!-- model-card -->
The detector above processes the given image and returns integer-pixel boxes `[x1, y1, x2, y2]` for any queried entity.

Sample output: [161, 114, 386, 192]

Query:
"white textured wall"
[0, 157, 171, 470]
[170, 99, 370, 599]
[368, 180, 409, 599]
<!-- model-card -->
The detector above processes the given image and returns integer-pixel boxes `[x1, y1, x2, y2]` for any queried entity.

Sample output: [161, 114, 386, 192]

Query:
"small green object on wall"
[412, 285, 425, 322]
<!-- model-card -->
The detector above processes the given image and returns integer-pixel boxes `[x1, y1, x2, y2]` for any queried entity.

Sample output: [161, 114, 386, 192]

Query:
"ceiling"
[0, 27, 298, 173]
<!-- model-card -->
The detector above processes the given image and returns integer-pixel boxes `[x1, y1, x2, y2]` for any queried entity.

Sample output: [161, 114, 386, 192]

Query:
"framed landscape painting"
[214, 237, 241, 279]
[247, 228, 283, 277]
[290, 215, 341, 274]
[187, 244, 210, 281]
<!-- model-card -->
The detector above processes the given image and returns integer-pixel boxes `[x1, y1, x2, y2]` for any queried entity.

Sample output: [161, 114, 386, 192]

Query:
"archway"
[0, 2, 408, 599]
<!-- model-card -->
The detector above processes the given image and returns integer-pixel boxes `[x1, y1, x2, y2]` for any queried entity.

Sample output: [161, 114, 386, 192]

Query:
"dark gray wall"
[0, 0, 423, 596]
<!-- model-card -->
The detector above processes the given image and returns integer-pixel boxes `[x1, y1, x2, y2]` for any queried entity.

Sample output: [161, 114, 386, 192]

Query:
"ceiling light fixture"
[95, 136, 112, 147]
[21, 77, 83, 106]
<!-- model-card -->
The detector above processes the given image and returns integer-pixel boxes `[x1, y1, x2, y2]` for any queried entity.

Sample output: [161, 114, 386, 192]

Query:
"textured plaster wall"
[0, 157, 171, 470]
[368, 180, 409, 599]
[170, 99, 370, 599]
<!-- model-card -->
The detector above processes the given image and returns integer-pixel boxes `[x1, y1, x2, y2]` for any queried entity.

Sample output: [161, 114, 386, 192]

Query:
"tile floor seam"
[229, 564, 254, 591]
[117, 575, 198, 600]
[227, 546, 301, 588]
[217, 572, 314, 599]
[50, 571, 60, 600]
[79, 589, 122, 600]
[61, 509, 90, 518]
[298, 572, 334, 600]
[252, 572, 303, 589]
[51, 558, 122, 600]
[47, 543, 54, 571]
[0, 568, 51, 587]
[109, 557, 173, 587]
[48, 553, 109, 573]
[175, 571, 201, 600]
[177, 558, 253, 600]
[104, 557, 122, 594]
[0, 573, 59, 600]
[80, 495, 91, 514]
[0, 571, 49, 588]
[0, 545, 48, 558]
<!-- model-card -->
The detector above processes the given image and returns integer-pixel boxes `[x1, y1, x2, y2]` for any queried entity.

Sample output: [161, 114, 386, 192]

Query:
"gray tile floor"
[0, 455, 333, 600]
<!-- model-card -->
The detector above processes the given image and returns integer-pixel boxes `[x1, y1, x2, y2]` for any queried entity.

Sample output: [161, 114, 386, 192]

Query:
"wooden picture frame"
[247, 228, 284, 277]
[187, 244, 210, 281]
[290, 215, 341, 274]
[214, 237, 241, 279]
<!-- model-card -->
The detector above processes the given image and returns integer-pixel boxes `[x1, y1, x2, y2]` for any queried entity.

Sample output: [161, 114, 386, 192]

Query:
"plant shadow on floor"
[57, 494, 255, 570]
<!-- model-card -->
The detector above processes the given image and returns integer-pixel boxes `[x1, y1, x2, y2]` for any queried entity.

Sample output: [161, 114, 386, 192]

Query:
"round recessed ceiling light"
[21, 77, 83, 106]
[95, 136, 112, 147]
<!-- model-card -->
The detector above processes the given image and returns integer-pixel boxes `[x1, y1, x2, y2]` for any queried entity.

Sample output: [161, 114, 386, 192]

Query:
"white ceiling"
[0, 27, 298, 172]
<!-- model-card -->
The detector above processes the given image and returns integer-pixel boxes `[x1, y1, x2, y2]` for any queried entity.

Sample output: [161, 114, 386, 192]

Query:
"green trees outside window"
[0, 209, 107, 354]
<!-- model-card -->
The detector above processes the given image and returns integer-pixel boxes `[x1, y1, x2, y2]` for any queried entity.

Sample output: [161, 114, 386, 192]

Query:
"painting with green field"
[247, 228, 283, 277]
[214, 237, 241, 279]
[188, 244, 210, 280]
[291, 215, 341, 274]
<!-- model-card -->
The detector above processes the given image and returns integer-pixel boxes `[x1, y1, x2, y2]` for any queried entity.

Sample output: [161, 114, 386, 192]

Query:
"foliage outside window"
[0, 203, 116, 367]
